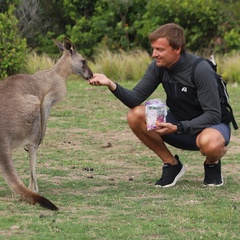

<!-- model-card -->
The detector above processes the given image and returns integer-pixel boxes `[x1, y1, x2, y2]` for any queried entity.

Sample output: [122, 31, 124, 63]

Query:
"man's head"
[149, 23, 186, 68]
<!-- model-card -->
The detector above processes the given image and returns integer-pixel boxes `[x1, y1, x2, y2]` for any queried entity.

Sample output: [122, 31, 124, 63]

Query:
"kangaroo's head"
[53, 38, 93, 80]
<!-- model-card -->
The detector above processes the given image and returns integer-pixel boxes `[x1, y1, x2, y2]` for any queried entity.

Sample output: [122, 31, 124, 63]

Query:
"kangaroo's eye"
[81, 60, 86, 65]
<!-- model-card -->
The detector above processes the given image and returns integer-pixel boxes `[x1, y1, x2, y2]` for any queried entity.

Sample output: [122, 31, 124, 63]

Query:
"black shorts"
[162, 111, 231, 151]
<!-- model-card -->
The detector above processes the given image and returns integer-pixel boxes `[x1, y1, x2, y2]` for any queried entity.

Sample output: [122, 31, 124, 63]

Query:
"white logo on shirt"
[181, 87, 187, 92]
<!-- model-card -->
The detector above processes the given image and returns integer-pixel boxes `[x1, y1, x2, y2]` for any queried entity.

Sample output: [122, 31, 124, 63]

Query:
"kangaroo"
[0, 38, 93, 211]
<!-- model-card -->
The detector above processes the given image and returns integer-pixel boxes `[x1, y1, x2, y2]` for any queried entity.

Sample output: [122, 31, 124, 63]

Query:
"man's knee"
[197, 129, 225, 155]
[127, 106, 145, 126]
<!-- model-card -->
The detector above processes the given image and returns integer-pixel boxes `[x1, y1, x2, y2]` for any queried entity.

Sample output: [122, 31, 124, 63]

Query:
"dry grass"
[24, 48, 240, 84]
[24, 51, 56, 74]
[89, 48, 152, 81]
[216, 53, 240, 83]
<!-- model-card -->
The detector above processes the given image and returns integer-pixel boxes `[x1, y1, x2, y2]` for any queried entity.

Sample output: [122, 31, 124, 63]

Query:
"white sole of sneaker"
[203, 178, 224, 187]
[155, 165, 186, 188]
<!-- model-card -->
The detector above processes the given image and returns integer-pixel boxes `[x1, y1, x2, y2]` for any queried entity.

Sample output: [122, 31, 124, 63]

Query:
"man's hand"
[154, 122, 177, 135]
[88, 74, 117, 91]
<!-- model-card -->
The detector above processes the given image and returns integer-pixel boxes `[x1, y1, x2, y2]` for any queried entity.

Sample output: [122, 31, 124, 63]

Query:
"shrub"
[0, 5, 27, 79]
[134, 0, 223, 54]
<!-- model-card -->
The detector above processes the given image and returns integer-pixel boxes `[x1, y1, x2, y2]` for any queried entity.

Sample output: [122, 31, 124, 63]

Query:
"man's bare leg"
[127, 105, 178, 165]
[196, 127, 227, 164]
[196, 127, 227, 186]
[127, 105, 227, 187]
[127, 105, 186, 187]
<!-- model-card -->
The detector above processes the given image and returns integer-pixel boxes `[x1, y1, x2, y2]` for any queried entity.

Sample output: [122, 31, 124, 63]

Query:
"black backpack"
[191, 56, 238, 130]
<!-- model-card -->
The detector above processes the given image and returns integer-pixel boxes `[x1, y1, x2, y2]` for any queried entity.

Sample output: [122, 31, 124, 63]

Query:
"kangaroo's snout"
[84, 70, 93, 80]
[78, 65, 93, 80]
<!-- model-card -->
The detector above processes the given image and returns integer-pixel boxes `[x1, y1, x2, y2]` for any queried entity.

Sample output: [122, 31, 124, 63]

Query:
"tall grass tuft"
[90, 48, 152, 81]
[23, 49, 240, 84]
[24, 51, 56, 74]
[216, 54, 240, 83]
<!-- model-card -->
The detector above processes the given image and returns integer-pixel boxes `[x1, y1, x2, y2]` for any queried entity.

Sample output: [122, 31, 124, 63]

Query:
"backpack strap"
[191, 58, 238, 130]
[191, 58, 204, 84]
[225, 101, 239, 130]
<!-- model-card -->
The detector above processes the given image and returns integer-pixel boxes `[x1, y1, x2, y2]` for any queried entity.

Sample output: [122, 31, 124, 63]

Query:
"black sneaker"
[203, 160, 224, 186]
[155, 155, 186, 188]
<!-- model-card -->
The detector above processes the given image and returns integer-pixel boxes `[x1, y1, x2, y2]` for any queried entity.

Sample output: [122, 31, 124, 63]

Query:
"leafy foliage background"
[0, 0, 240, 77]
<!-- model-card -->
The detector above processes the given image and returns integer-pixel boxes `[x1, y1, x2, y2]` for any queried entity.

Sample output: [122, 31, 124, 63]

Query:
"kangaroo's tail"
[0, 152, 59, 211]
[20, 187, 59, 211]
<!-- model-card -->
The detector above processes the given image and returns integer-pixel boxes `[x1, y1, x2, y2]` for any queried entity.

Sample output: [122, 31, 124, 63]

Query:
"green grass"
[0, 78, 239, 239]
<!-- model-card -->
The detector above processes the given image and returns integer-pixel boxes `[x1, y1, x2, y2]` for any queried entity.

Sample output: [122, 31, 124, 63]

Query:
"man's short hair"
[149, 23, 186, 54]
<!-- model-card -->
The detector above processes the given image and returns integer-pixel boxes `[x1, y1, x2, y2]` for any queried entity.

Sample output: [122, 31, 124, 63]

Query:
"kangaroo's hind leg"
[27, 144, 39, 193]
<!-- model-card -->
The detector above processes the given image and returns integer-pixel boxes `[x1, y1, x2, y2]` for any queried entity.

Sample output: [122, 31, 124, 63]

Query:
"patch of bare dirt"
[228, 135, 240, 154]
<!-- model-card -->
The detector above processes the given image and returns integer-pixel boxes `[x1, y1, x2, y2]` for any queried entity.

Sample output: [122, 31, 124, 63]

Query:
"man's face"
[151, 38, 181, 68]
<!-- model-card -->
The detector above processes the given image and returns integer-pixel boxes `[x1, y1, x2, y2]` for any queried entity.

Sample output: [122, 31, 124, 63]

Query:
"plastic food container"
[145, 98, 167, 130]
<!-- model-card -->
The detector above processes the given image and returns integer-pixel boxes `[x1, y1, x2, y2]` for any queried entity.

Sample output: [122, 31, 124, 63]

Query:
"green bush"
[0, 5, 27, 79]
[61, 17, 99, 57]
[63, 0, 147, 57]
[134, 0, 223, 53]
[223, 29, 240, 52]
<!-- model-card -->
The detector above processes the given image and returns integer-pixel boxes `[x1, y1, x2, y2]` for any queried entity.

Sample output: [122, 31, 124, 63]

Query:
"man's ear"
[176, 47, 181, 55]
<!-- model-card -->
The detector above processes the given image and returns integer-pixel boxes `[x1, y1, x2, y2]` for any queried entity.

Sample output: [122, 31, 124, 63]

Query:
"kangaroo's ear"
[53, 39, 64, 52]
[63, 37, 76, 55]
